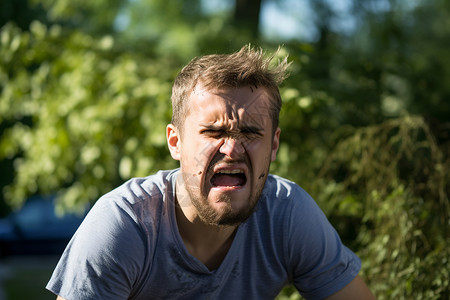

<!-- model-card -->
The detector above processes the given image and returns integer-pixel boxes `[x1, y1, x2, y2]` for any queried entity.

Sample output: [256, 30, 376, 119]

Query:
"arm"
[285, 187, 373, 299]
[324, 275, 375, 300]
[56, 297, 67, 300]
[46, 197, 147, 299]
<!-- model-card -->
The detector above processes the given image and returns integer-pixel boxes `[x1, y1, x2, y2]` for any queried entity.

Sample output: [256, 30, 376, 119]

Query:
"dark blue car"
[0, 195, 88, 257]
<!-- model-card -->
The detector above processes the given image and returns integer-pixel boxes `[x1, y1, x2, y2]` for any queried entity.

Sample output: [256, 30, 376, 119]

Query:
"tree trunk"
[233, 0, 262, 39]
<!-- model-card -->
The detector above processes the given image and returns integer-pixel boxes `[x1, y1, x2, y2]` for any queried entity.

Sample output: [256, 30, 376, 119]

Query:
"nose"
[219, 137, 245, 158]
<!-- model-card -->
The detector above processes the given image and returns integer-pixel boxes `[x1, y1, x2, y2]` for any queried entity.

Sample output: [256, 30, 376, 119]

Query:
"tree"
[0, 0, 449, 298]
[233, 0, 262, 39]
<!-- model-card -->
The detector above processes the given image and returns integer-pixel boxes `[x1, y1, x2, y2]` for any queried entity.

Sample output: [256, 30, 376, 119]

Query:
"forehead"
[187, 85, 273, 124]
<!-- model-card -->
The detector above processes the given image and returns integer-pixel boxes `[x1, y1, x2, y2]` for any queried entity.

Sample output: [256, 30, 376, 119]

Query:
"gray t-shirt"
[47, 169, 361, 299]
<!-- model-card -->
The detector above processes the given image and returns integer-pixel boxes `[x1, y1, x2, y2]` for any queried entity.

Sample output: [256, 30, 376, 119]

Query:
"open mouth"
[210, 169, 247, 187]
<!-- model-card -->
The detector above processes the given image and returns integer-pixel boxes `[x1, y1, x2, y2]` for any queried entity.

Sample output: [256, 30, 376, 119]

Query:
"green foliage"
[1, 0, 449, 299]
[0, 21, 178, 212]
[276, 285, 303, 300]
[275, 115, 449, 299]
[31, 0, 123, 34]
[116, 0, 255, 60]
[309, 116, 449, 299]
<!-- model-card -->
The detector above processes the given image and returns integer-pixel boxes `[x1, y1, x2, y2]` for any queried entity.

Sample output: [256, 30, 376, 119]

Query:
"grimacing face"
[167, 84, 280, 227]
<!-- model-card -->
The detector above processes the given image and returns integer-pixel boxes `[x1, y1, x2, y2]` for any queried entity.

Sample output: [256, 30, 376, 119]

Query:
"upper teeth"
[217, 169, 243, 174]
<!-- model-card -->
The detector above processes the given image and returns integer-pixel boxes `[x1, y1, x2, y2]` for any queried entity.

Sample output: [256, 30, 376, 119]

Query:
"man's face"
[167, 84, 280, 227]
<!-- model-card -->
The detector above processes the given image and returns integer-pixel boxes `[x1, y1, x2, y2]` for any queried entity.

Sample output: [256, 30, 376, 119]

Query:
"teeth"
[217, 169, 243, 174]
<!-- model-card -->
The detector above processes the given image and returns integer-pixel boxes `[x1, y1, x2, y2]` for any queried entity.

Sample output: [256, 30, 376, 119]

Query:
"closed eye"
[240, 127, 263, 136]
[201, 129, 226, 137]
[200, 126, 263, 138]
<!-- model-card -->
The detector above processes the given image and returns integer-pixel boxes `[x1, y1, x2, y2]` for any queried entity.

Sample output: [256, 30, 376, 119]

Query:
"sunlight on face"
[174, 84, 280, 226]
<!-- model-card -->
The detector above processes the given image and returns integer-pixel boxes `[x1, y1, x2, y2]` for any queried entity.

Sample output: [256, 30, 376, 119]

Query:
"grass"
[1, 255, 59, 300]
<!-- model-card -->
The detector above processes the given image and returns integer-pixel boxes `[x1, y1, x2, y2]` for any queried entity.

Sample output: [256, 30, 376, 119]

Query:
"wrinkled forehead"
[187, 84, 274, 129]
[191, 84, 272, 111]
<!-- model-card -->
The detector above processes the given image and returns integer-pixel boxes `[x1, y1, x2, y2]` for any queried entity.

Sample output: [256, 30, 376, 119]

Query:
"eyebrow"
[201, 124, 263, 133]
[240, 125, 263, 133]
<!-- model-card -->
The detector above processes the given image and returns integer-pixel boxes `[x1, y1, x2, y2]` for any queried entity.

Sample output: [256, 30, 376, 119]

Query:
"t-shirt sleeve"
[286, 187, 361, 300]
[46, 196, 148, 300]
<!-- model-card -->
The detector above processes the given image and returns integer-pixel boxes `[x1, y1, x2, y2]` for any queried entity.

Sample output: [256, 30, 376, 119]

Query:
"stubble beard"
[191, 191, 255, 227]
[181, 164, 270, 228]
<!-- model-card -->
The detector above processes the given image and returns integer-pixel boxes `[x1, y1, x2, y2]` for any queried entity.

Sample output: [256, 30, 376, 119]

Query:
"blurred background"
[0, 0, 449, 299]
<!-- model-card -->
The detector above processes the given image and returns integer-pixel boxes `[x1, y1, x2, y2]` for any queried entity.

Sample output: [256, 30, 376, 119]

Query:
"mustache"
[207, 153, 247, 173]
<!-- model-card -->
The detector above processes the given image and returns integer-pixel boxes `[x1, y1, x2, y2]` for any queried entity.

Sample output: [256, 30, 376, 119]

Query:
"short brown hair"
[171, 45, 290, 133]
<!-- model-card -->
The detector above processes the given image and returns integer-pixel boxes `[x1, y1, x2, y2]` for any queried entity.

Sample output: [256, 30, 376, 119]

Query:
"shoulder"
[260, 174, 333, 242]
[103, 169, 177, 205]
[46, 170, 179, 298]
[74, 169, 179, 255]
[94, 169, 178, 220]
[260, 174, 317, 214]
[264, 174, 312, 198]
[261, 177, 362, 299]
[253, 174, 327, 250]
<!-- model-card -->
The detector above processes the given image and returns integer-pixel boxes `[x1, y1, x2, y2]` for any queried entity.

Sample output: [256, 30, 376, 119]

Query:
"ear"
[167, 124, 181, 161]
[271, 127, 281, 162]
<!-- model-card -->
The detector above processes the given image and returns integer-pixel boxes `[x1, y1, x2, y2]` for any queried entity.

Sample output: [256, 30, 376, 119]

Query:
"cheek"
[181, 138, 207, 165]
[180, 170, 204, 201]
[187, 172, 202, 189]
[247, 144, 273, 180]
[198, 140, 222, 165]
[247, 138, 273, 160]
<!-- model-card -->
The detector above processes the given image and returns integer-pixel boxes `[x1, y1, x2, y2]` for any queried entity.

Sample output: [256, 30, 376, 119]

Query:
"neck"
[175, 201, 237, 243]
[174, 181, 238, 270]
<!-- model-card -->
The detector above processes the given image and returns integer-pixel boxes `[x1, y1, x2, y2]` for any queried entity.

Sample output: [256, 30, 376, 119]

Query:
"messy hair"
[171, 45, 290, 133]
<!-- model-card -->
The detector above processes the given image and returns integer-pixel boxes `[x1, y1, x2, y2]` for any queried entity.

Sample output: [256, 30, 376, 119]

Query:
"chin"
[209, 195, 258, 226]
[215, 206, 256, 227]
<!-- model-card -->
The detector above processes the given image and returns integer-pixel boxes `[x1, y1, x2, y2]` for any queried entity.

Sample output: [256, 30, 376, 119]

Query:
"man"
[47, 46, 375, 299]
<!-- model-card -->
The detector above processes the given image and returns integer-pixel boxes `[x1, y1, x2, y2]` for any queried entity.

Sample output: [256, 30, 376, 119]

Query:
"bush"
[310, 116, 449, 299]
